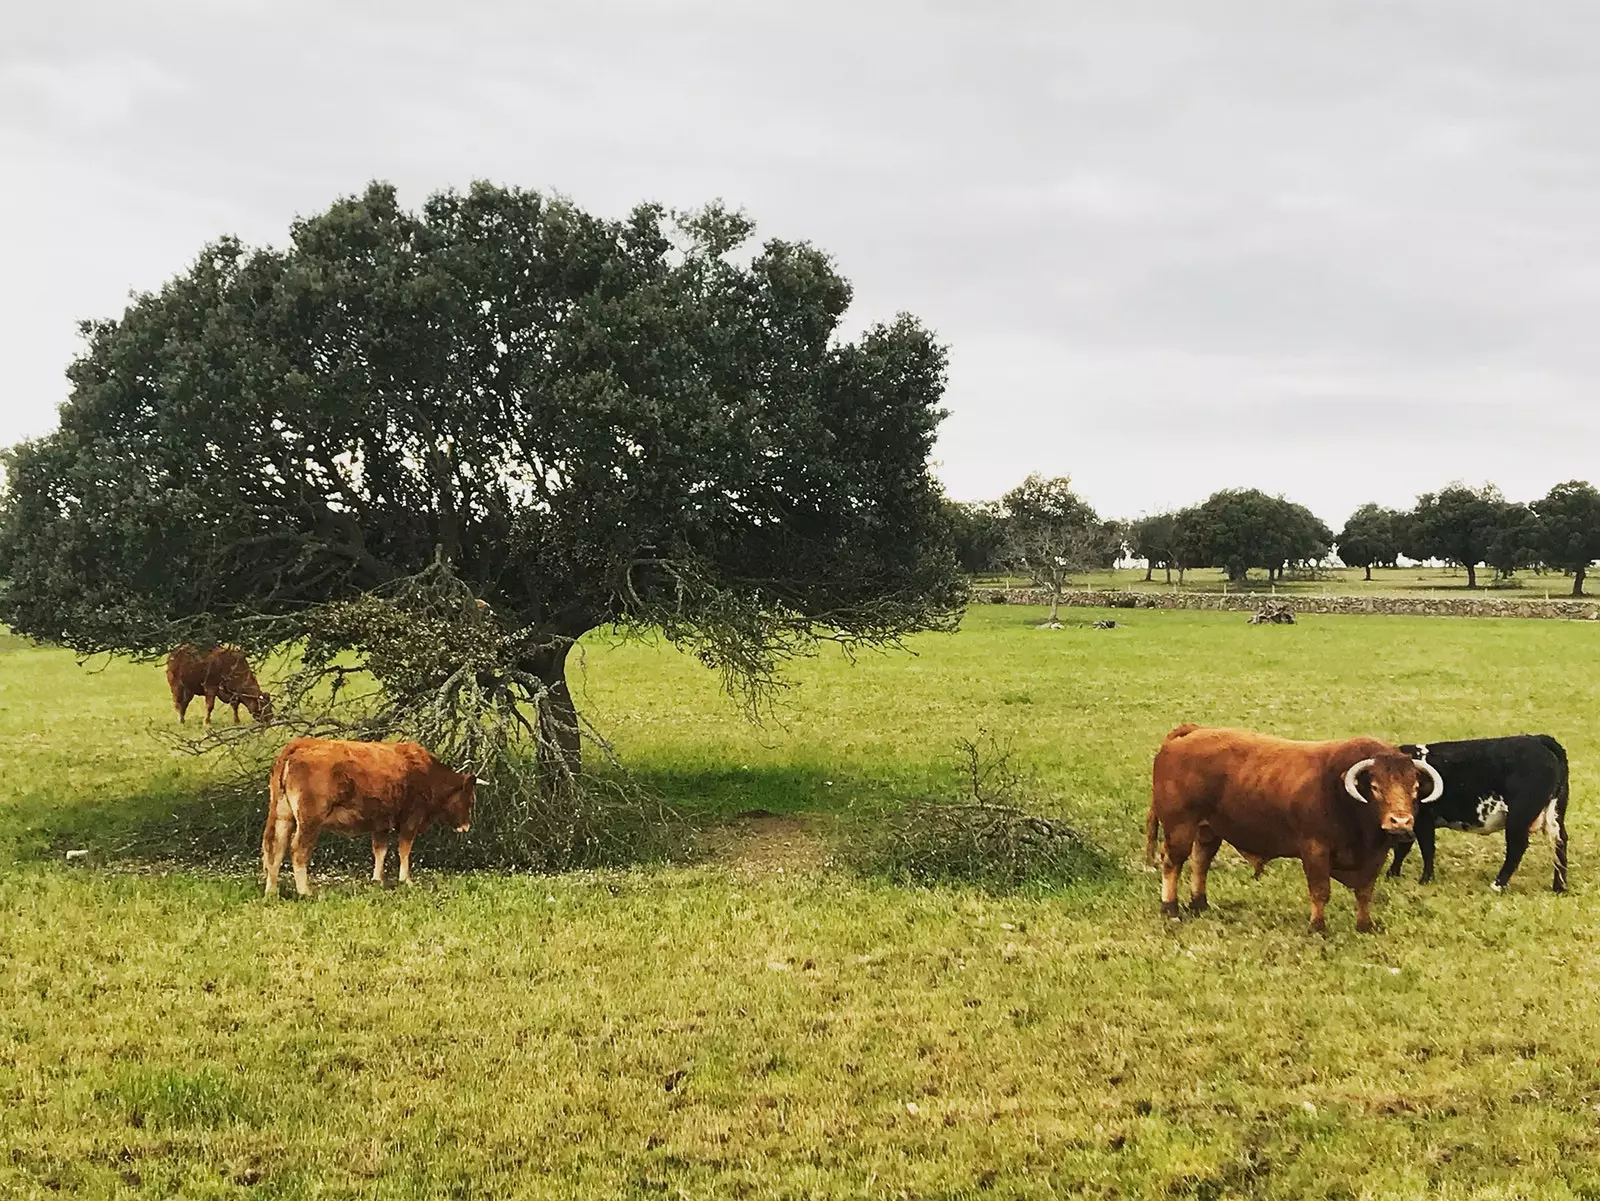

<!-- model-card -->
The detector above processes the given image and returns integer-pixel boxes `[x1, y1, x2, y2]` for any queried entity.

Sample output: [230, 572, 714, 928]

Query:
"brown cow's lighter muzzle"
[1382, 814, 1414, 834]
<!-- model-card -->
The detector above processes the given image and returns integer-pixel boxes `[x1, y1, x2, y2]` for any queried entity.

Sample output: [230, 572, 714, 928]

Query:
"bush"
[855, 734, 1110, 891]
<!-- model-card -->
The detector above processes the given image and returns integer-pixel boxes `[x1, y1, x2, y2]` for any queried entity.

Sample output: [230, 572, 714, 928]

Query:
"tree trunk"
[1466, 564, 1478, 589]
[1364, 565, 1372, 581]
[1144, 563, 1153, 582]
[1164, 564, 1173, 585]
[1049, 591, 1061, 623]
[1574, 566, 1586, 597]
[526, 640, 581, 785]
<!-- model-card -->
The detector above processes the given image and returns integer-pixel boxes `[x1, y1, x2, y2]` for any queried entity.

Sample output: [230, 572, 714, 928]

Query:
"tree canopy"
[1533, 480, 1600, 596]
[1407, 484, 1507, 589]
[0, 181, 963, 775]
[1336, 504, 1405, 580]
[1185, 489, 1331, 583]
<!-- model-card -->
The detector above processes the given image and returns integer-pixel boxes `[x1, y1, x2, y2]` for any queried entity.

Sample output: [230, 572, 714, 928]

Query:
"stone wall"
[974, 588, 1600, 621]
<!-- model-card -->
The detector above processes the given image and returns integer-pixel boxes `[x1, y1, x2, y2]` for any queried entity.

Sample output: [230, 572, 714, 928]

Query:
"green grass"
[5, 606, 1600, 1197]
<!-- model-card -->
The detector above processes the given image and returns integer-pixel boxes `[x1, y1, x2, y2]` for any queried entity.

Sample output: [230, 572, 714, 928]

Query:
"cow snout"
[1382, 813, 1414, 834]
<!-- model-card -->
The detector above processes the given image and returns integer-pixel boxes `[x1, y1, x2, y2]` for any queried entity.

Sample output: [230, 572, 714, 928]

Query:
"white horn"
[1417, 758, 1445, 804]
[1343, 758, 1375, 803]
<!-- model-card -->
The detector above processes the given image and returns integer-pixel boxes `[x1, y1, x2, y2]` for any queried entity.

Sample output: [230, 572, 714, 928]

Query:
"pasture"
[4, 606, 1600, 1198]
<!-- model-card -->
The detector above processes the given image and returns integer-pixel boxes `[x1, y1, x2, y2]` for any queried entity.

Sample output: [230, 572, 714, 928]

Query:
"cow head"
[447, 773, 478, 833]
[246, 691, 272, 722]
[1342, 749, 1443, 839]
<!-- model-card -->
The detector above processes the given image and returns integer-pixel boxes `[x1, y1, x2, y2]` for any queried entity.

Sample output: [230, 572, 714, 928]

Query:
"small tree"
[1407, 484, 1507, 589]
[1130, 512, 1180, 583]
[1170, 506, 1210, 584]
[1486, 503, 1542, 581]
[1337, 503, 1404, 581]
[1000, 474, 1112, 623]
[1189, 489, 1331, 583]
[1533, 480, 1600, 596]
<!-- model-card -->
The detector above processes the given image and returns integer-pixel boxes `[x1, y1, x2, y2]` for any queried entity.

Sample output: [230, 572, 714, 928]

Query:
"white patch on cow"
[286, 787, 300, 821]
[1475, 796, 1509, 833]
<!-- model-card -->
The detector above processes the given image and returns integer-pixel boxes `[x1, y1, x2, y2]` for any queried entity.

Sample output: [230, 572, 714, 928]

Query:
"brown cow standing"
[1146, 724, 1444, 933]
[166, 645, 271, 724]
[262, 738, 477, 899]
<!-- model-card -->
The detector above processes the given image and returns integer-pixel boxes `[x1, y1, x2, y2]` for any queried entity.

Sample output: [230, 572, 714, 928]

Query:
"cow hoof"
[1188, 896, 1209, 914]
[1356, 918, 1377, 934]
[1308, 919, 1327, 937]
[1386, 866, 1401, 879]
[1490, 882, 1506, 894]
[1160, 900, 1181, 919]
[1419, 874, 1433, 885]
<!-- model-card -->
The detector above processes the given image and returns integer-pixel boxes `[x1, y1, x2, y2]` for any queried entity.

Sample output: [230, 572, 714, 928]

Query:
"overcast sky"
[4, 1, 1598, 527]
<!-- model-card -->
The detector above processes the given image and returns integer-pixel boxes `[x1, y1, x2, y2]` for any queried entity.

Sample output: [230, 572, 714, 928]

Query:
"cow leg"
[1552, 809, 1569, 894]
[174, 690, 192, 723]
[1159, 825, 1193, 919]
[231, 701, 242, 724]
[1188, 831, 1221, 913]
[1353, 882, 1378, 934]
[1493, 825, 1531, 893]
[1414, 821, 1436, 884]
[262, 807, 292, 900]
[1302, 850, 1333, 935]
[371, 835, 389, 885]
[203, 690, 217, 725]
[398, 834, 416, 885]
[1387, 838, 1411, 879]
[290, 823, 320, 897]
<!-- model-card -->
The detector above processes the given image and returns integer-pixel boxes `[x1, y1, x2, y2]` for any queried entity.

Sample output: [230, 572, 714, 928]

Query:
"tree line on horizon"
[946, 478, 1600, 600]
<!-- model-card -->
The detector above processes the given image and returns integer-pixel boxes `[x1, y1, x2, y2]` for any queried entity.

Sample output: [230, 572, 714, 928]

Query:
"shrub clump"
[861, 734, 1110, 891]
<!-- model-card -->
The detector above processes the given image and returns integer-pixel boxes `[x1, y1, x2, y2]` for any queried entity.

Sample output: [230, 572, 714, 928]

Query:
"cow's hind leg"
[1302, 848, 1333, 935]
[371, 835, 389, 885]
[1188, 827, 1221, 913]
[262, 806, 292, 900]
[174, 689, 193, 723]
[1552, 809, 1569, 894]
[397, 834, 416, 886]
[290, 821, 320, 898]
[1493, 825, 1531, 893]
[1159, 824, 1194, 919]
[203, 689, 217, 725]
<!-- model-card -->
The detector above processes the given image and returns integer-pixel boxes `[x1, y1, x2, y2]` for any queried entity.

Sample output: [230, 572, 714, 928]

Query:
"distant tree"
[1130, 512, 1180, 583]
[1170, 506, 1210, 585]
[1407, 485, 1508, 589]
[1337, 504, 1405, 581]
[1533, 480, 1600, 596]
[1000, 474, 1114, 623]
[0, 182, 963, 785]
[1189, 489, 1332, 583]
[1485, 503, 1543, 580]
[943, 498, 1007, 575]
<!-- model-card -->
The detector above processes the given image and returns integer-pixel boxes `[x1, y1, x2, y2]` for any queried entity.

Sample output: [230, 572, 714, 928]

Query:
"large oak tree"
[0, 182, 962, 774]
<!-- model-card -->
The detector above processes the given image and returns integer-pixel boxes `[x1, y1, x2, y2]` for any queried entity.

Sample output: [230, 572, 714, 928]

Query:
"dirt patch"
[702, 811, 832, 877]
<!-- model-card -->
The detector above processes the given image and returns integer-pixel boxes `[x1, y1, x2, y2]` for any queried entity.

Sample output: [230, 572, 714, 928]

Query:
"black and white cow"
[1386, 735, 1569, 893]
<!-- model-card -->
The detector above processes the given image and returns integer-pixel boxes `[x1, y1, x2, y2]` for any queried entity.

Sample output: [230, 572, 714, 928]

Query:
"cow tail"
[1144, 805, 1161, 866]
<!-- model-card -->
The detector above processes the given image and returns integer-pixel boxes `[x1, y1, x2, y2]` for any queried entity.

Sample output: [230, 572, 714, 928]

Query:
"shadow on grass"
[9, 754, 1122, 894]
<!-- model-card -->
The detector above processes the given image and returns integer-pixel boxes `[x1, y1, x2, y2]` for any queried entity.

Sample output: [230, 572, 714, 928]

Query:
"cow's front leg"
[397, 834, 416, 885]
[1353, 881, 1378, 934]
[1301, 848, 1332, 935]
[1415, 820, 1436, 884]
[231, 701, 242, 724]
[1493, 824, 1531, 893]
[203, 690, 217, 725]
[1387, 838, 1410, 879]
[371, 835, 389, 884]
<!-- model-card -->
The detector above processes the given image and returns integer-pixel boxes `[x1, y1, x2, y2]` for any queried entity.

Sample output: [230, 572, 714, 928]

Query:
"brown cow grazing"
[262, 738, 477, 898]
[166, 645, 271, 724]
[1146, 724, 1444, 934]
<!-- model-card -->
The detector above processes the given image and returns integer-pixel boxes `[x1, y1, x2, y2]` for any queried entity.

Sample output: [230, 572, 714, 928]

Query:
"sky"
[4, 1, 1599, 529]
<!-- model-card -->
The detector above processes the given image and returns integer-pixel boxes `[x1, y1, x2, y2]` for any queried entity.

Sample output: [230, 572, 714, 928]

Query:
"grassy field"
[5, 606, 1600, 1197]
[976, 564, 1600, 601]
